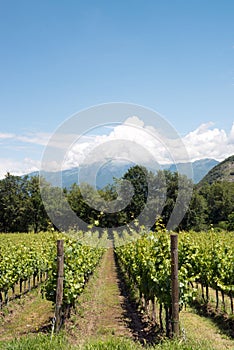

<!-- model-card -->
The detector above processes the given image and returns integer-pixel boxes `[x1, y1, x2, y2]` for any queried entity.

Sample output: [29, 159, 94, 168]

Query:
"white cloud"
[16, 132, 51, 146]
[0, 132, 15, 140]
[124, 116, 145, 127]
[61, 118, 171, 171]
[0, 131, 51, 149]
[1, 120, 234, 177]
[0, 158, 41, 179]
[183, 122, 234, 161]
[61, 119, 234, 170]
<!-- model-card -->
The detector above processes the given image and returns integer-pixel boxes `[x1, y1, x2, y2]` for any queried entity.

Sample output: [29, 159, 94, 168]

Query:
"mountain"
[30, 158, 219, 188]
[198, 155, 234, 185]
[163, 158, 219, 184]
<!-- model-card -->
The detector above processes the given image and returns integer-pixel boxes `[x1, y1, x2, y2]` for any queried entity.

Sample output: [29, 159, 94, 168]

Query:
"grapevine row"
[0, 230, 106, 308]
[114, 227, 234, 334]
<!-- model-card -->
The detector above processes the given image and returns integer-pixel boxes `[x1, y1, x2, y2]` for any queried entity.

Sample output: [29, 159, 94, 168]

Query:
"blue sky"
[0, 0, 234, 177]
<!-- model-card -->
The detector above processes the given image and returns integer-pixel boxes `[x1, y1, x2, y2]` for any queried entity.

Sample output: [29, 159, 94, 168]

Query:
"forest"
[0, 165, 233, 233]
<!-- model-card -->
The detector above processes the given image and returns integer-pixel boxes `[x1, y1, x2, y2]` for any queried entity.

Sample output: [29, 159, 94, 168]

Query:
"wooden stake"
[171, 234, 179, 337]
[55, 240, 64, 333]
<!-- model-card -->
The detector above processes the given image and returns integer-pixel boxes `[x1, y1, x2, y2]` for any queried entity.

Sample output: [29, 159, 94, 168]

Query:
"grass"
[79, 336, 215, 350]
[180, 307, 234, 350]
[65, 249, 133, 345]
[0, 333, 69, 350]
[0, 287, 53, 340]
[0, 334, 216, 350]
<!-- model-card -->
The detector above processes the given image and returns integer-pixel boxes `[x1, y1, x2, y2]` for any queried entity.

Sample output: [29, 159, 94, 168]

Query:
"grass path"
[180, 308, 234, 350]
[66, 248, 135, 346]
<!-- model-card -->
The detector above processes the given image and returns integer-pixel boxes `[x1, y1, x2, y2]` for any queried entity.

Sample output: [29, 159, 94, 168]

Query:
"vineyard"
[115, 227, 234, 336]
[0, 231, 105, 309]
[0, 228, 234, 349]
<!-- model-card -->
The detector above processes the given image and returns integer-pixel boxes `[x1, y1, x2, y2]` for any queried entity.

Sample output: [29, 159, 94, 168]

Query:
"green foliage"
[206, 182, 233, 224]
[1, 163, 234, 233]
[181, 191, 207, 231]
[0, 174, 50, 233]
[0, 335, 215, 350]
[0, 173, 29, 232]
[0, 334, 69, 350]
[81, 337, 142, 350]
[198, 181, 234, 227]
[0, 233, 56, 292]
[115, 228, 234, 329]
[180, 230, 234, 293]
[0, 232, 105, 308]
[227, 212, 234, 230]
[115, 228, 196, 311]
[43, 236, 104, 306]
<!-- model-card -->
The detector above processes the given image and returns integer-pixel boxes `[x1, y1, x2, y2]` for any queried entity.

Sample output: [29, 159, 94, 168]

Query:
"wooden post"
[24, 280, 26, 293]
[0, 291, 2, 309]
[12, 285, 15, 299]
[55, 240, 64, 333]
[230, 292, 233, 315]
[33, 273, 36, 288]
[171, 234, 179, 337]
[20, 279, 23, 294]
[4, 290, 8, 306]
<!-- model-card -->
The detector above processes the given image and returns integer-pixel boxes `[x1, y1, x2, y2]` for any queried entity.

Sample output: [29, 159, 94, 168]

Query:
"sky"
[0, 0, 234, 178]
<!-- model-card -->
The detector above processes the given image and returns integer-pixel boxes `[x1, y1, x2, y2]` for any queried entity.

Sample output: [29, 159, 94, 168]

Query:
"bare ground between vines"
[65, 248, 160, 346]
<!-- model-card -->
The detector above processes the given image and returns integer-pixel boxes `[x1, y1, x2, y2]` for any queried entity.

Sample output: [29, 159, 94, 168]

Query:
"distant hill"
[198, 155, 234, 185]
[29, 158, 219, 188]
[165, 158, 219, 184]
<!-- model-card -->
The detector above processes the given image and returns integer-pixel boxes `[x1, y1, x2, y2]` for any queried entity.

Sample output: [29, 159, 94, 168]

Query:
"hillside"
[199, 155, 234, 185]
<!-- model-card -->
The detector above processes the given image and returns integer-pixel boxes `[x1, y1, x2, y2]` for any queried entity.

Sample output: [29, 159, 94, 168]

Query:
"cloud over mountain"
[61, 119, 234, 171]
[0, 120, 234, 178]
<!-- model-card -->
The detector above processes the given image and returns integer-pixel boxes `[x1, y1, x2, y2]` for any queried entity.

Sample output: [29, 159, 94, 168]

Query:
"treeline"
[0, 166, 233, 233]
[0, 174, 48, 232]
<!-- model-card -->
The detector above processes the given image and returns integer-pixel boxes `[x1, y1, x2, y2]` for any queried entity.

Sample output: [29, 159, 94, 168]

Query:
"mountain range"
[34, 158, 219, 189]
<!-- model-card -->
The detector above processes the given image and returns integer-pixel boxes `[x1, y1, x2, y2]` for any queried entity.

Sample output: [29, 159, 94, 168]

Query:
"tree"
[181, 191, 207, 231]
[227, 212, 234, 231]
[117, 165, 149, 225]
[160, 171, 193, 230]
[201, 182, 234, 225]
[26, 176, 50, 232]
[0, 173, 29, 232]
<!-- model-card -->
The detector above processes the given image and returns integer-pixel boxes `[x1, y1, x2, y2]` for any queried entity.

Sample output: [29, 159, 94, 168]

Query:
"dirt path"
[66, 248, 153, 346]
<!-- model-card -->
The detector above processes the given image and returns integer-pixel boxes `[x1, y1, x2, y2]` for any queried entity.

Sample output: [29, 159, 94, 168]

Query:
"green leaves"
[115, 229, 234, 311]
[0, 231, 104, 307]
[43, 234, 104, 307]
[0, 233, 56, 291]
